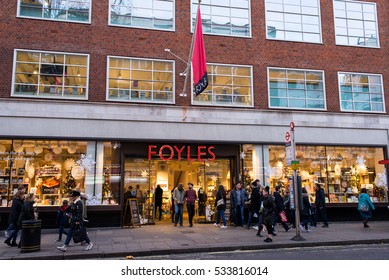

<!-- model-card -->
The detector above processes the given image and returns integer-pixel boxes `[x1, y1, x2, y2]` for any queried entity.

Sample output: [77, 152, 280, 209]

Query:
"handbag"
[358, 203, 369, 213]
[72, 226, 87, 243]
[279, 210, 288, 223]
[216, 198, 224, 207]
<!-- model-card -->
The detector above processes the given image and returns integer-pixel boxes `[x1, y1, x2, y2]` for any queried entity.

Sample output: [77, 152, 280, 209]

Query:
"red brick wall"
[0, 0, 387, 113]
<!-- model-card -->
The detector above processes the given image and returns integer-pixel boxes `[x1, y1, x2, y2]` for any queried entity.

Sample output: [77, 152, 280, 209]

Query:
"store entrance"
[123, 158, 232, 225]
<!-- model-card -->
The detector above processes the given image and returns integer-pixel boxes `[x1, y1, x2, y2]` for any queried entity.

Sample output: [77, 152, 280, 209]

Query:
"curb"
[10, 238, 389, 260]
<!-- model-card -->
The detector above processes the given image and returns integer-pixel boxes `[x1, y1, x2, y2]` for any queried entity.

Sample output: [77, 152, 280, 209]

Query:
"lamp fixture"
[118, 69, 122, 79]
[77, 67, 81, 77]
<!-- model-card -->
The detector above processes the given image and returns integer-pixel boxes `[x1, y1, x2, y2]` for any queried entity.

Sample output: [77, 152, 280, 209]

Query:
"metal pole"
[291, 127, 305, 241]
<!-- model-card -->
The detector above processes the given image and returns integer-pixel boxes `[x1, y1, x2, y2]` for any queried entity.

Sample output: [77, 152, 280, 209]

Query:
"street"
[134, 243, 389, 260]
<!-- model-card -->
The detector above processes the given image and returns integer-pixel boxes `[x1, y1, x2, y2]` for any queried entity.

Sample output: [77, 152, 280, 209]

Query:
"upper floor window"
[18, 0, 91, 23]
[191, 0, 251, 37]
[110, 0, 175, 31]
[193, 63, 253, 107]
[265, 0, 322, 43]
[338, 72, 384, 112]
[268, 67, 326, 110]
[12, 50, 89, 100]
[107, 56, 175, 104]
[333, 0, 379, 47]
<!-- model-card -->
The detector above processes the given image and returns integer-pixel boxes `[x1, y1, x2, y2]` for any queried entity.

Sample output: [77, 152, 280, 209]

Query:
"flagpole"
[181, 0, 202, 97]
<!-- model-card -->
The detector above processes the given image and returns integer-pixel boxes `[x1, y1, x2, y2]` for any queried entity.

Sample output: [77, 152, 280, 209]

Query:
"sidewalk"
[1, 221, 389, 260]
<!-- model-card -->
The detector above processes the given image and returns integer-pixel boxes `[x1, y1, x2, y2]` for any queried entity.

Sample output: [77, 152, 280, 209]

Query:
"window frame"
[106, 55, 176, 105]
[190, 0, 252, 38]
[11, 49, 90, 100]
[338, 71, 385, 113]
[264, 0, 323, 44]
[108, 0, 175, 32]
[191, 62, 254, 108]
[17, 0, 92, 24]
[267, 67, 327, 111]
[333, 0, 380, 48]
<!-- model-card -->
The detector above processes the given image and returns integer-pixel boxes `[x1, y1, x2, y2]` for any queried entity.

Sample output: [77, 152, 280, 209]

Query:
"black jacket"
[263, 195, 276, 225]
[17, 201, 35, 226]
[215, 190, 226, 211]
[154, 186, 163, 206]
[248, 187, 261, 212]
[315, 187, 326, 208]
[8, 198, 24, 224]
[70, 199, 84, 226]
[274, 191, 285, 214]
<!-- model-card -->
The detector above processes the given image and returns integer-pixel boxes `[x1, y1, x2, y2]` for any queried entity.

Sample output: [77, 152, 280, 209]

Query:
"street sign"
[290, 122, 295, 131]
[291, 160, 300, 170]
[286, 141, 292, 166]
[285, 131, 290, 142]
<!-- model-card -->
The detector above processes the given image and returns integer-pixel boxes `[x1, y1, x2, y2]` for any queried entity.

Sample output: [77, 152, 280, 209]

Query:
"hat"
[70, 190, 81, 197]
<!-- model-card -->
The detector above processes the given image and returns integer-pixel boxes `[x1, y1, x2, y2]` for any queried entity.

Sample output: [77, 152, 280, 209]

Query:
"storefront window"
[264, 145, 388, 203]
[0, 139, 120, 207]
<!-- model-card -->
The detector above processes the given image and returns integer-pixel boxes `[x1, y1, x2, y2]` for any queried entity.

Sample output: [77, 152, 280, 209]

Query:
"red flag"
[192, 6, 208, 96]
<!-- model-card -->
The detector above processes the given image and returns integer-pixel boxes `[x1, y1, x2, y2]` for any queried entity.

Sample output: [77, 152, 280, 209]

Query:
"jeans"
[314, 206, 328, 226]
[187, 203, 195, 226]
[247, 211, 258, 227]
[216, 210, 226, 226]
[58, 224, 68, 240]
[64, 224, 90, 246]
[234, 204, 245, 226]
[6, 223, 20, 243]
[174, 204, 184, 226]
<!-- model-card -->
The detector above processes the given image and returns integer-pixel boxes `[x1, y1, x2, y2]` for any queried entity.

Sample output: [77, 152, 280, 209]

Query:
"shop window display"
[0, 139, 120, 207]
[245, 144, 388, 204]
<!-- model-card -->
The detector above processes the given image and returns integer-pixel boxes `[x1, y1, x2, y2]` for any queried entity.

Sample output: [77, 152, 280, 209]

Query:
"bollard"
[20, 219, 41, 253]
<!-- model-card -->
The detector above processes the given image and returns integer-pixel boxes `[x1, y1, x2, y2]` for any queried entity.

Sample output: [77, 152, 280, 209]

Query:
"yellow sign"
[291, 160, 299, 170]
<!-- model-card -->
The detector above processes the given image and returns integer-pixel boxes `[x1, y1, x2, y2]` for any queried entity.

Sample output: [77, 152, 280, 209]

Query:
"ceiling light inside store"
[34, 146, 44, 154]
[67, 146, 77, 154]
[52, 147, 62, 155]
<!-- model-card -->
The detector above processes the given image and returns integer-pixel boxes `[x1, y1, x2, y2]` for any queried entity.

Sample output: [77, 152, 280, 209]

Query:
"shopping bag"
[217, 199, 224, 207]
[279, 210, 288, 223]
[72, 226, 87, 243]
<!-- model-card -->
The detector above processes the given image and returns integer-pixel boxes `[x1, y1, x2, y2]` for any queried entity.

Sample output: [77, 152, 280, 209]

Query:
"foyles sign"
[148, 145, 216, 161]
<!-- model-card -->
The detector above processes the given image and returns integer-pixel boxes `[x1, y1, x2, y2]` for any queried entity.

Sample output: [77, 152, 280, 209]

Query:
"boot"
[4, 238, 12, 247]
[11, 241, 19, 247]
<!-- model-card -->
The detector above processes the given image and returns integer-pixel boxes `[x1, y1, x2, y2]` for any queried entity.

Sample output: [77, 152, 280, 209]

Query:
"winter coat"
[301, 195, 312, 217]
[17, 201, 35, 226]
[248, 187, 261, 212]
[56, 205, 70, 226]
[69, 198, 84, 226]
[262, 195, 276, 225]
[154, 186, 163, 206]
[8, 198, 24, 225]
[215, 190, 226, 211]
[173, 187, 186, 205]
[274, 191, 285, 214]
[358, 193, 375, 219]
[315, 187, 326, 208]
[230, 188, 248, 208]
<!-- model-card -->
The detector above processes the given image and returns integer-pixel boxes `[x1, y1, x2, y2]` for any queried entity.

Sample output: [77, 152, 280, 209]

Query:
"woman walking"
[214, 185, 227, 229]
[4, 190, 24, 247]
[358, 188, 375, 228]
[262, 186, 276, 242]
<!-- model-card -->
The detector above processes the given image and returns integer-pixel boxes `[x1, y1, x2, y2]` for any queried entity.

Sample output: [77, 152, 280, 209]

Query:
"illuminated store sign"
[148, 145, 216, 161]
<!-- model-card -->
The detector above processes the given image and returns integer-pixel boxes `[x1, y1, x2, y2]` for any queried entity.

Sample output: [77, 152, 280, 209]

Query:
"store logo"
[147, 145, 216, 161]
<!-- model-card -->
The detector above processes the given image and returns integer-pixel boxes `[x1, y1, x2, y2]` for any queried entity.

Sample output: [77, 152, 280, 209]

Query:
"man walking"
[314, 183, 329, 227]
[154, 185, 163, 221]
[185, 183, 197, 227]
[173, 183, 186, 227]
[230, 181, 248, 227]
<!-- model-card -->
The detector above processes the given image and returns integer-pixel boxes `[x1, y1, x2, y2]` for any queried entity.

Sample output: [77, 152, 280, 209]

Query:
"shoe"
[299, 225, 307, 232]
[322, 225, 329, 228]
[179, 224, 183, 227]
[252, 226, 259, 230]
[56, 239, 62, 242]
[264, 237, 273, 243]
[4, 239, 11, 247]
[84, 242, 93, 251]
[285, 225, 292, 232]
[256, 232, 263, 237]
[174, 224, 177, 227]
[213, 223, 220, 227]
[57, 245, 68, 252]
[364, 224, 370, 228]
[220, 225, 227, 229]
[83, 219, 89, 223]
[11, 241, 18, 247]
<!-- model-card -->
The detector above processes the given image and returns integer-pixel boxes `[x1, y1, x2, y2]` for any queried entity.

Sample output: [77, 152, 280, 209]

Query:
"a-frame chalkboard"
[123, 198, 141, 227]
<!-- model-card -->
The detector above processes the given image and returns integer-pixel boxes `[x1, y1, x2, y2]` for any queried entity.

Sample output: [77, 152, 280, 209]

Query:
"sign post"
[286, 122, 305, 241]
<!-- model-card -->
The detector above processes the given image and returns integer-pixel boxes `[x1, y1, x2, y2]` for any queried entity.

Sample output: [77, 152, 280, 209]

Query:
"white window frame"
[264, 0, 323, 44]
[191, 63, 254, 108]
[106, 56, 176, 105]
[17, 0, 92, 24]
[338, 71, 385, 113]
[267, 67, 327, 111]
[190, 0, 252, 38]
[108, 0, 175, 32]
[11, 49, 89, 100]
[333, 0, 380, 48]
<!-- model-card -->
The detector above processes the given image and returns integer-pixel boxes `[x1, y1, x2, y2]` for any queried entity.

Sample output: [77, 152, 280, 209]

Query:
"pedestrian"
[173, 183, 186, 227]
[4, 190, 24, 247]
[273, 185, 292, 232]
[56, 200, 70, 242]
[57, 190, 93, 252]
[246, 180, 260, 229]
[18, 193, 37, 248]
[214, 185, 227, 229]
[230, 181, 248, 227]
[154, 185, 163, 221]
[299, 187, 312, 232]
[358, 188, 375, 228]
[262, 186, 276, 242]
[75, 187, 88, 222]
[185, 183, 197, 227]
[170, 185, 176, 223]
[313, 183, 329, 227]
